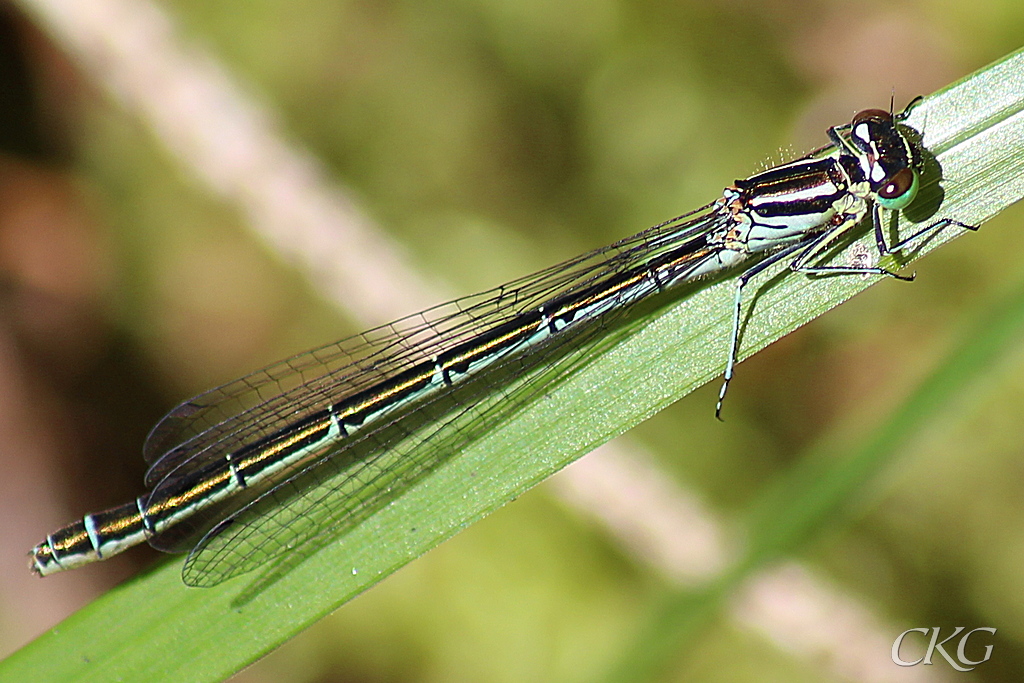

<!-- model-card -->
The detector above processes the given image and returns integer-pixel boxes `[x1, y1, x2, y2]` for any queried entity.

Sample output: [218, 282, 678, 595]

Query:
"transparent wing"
[179, 281, 632, 586]
[142, 205, 720, 493]
[173, 210, 737, 586]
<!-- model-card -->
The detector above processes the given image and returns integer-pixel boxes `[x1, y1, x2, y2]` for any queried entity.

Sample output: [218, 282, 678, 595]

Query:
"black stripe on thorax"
[736, 157, 851, 217]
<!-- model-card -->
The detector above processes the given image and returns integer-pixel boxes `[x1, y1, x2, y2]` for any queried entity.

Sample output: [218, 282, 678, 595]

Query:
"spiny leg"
[790, 219, 916, 280]
[777, 210, 916, 280]
[872, 203, 978, 257]
[828, 124, 858, 156]
[715, 242, 808, 420]
[714, 221, 928, 420]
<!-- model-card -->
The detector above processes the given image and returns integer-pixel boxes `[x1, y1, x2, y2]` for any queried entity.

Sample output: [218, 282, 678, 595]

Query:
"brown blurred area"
[0, 7, 169, 652]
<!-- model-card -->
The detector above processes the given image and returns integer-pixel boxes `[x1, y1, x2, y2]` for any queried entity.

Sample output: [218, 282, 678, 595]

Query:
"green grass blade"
[604, 263, 1024, 683]
[4, 47, 1023, 683]
[603, 47, 1024, 683]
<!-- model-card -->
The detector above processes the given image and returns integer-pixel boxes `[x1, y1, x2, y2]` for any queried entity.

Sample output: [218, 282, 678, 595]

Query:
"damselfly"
[30, 103, 972, 587]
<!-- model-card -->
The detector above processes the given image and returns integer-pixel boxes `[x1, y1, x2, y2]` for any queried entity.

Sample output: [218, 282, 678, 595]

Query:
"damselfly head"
[849, 108, 920, 210]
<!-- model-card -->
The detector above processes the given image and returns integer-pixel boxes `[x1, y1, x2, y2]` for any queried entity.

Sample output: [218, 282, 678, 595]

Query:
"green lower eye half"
[877, 169, 920, 210]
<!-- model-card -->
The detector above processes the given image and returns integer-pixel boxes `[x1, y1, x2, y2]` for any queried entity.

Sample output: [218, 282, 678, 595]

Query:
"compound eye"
[876, 167, 919, 210]
[852, 108, 892, 125]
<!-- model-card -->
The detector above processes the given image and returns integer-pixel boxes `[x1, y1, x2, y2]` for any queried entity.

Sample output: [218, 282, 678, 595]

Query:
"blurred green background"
[1, 0, 1023, 681]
